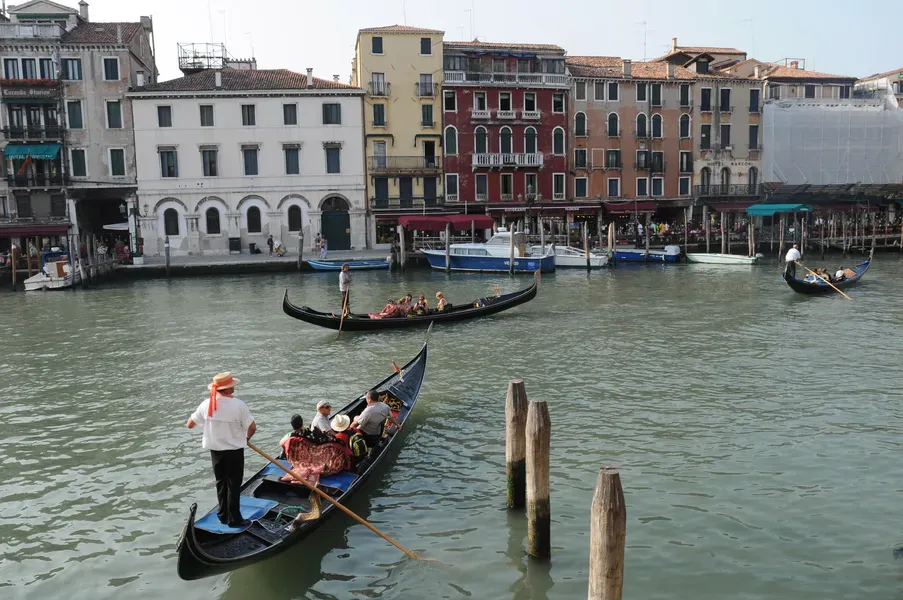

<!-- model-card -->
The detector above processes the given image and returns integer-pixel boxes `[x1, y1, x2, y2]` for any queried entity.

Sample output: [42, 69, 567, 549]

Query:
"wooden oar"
[336, 291, 349, 339]
[797, 261, 852, 300]
[247, 441, 420, 560]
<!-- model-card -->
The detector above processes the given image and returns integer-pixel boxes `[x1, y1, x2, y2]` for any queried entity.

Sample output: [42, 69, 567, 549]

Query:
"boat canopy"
[398, 214, 494, 231]
[746, 203, 813, 217]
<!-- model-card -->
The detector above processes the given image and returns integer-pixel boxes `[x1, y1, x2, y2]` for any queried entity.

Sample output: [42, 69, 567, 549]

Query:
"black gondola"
[176, 330, 430, 580]
[782, 256, 871, 295]
[282, 278, 538, 331]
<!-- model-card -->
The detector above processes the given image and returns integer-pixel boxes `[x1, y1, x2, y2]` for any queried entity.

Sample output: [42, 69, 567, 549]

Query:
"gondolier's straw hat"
[206, 372, 240, 417]
[330, 414, 351, 432]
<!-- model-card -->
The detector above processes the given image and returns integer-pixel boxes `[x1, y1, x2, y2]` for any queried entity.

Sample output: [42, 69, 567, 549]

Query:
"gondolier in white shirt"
[339, 263, 352, 315]
[186, 372, 256, 528]
[784, 244, 801, 278]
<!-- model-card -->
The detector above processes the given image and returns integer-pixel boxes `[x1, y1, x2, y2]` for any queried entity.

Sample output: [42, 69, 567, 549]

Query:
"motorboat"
[686, 253, 763, 265]
[23, 248, 80, 291]
[421, 227, 555, 273]
[531, 245, 610, 268]
[613, 245, 681, 263]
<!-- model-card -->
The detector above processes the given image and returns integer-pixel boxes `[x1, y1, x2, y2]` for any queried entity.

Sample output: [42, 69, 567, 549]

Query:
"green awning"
[746, 203, 813, 217]
[4, 143, 61, 160]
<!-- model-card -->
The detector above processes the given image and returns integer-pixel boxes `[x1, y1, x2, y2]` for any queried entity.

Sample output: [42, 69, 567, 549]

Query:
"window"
[421, 104, 434, 127]
[200, 104, 214, 126]
[720, 124, 731, 147]
[70, 149, 87, 177]
[3, 58, 19, 79]
[524, 92, 536, 112]
[805, 85, 816, 98]
[500, 173, 513, 199]
[444, 90, 456, 111]
[749, 124, 759, 149]
[636, 150, 650, 169]
[651, 151, 664, 173]
[475, 127, 488, 154]
[748, 167, 759, 190]
[542, 59, 565, 74]
[500, 127, 512, 154]
[243, 146, 259, 176]
[164, 208, 179, 236]
[444, 126, 457, 155]
[679, 151, 692, 173]
[499, 92, 512, 111]
[607, 178, 620, 197]
[576, 81, 586, 101]
[679, 114, 690, 138]
[574, 149, 587, 168]
[103, 57, 119, 81]
[701, 124, 711, 149]
[288, 205, 303, 231]
[525, 173, 538, 197]
[651, 114, 662, 138]
[553, 173, 565, 199]
[206, 208, 221, 234]
[608, 82, 619, 101]
[106, 100, 122, 129]
[370, 73, 387, 96]
[492, 58, 506, 73]
[553, 93, 564, 113]
[594, 81, 605, 101]
[159, 149, 177, 178]
[372, 36, 383, 54]
[517, 59, 531, 73]
[21, 58, 37, 79]
[679, 176, 691, 196]
[651, 177, 663, 196]
[473, 91, 487, 111]
[418, 73, 434, 96]
[636, 178, 649, 196]
[552, 127, 564, 155]
[607, 113, 619, 136]
[524, 127, 537, 154]
[575, 177, 588, 198]
[679, 84, 690, 107]
[241, 104, 256, 126]
[372, 141, 387, 168]
[839, 85, 850, 99]
[700, 167, 712, 189]
[446, 174, 459, 200]
[475, 173, 488, 201]
[283, 103, 298, 125]
[575, 112, 587, 136]
[201, 148, 218, 176]
[719, 88, 731, 111]
[326, 146, 341, 173]
[62, 58, 82, 80]
[285, 146, 300, 175]
[769, 84, 781, 100]
[636, 113, 647, 137]
[651, 83, 662, 107]
[444, 55, 468, 72]
[373, 103, 386, 126]
[420, 37, 432, 55]
[606, 150, 621, 168]
[108, 148, 125, 177]
[636, 83, 647, 102]
[247, 206, 262, 233]
[749, 89, 760, 113]
[322, 103, 341, 124]
[39, 58, 53, 79]
[66, 100, 83, 129]
[157, 105, 172, 127]
[701, 88, 712, 111]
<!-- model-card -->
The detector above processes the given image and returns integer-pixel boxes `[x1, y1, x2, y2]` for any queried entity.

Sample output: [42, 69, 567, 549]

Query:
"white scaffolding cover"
[762, 95, 903, 187]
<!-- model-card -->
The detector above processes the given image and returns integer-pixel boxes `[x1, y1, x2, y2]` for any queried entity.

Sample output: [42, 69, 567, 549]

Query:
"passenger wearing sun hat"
[311, 400, 333, 434]
[186, 371, 256, 528]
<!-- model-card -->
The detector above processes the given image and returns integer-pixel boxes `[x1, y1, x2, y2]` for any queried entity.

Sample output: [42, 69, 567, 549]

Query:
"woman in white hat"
[186, 371, 256, 528]
[330, 414, 353, 448]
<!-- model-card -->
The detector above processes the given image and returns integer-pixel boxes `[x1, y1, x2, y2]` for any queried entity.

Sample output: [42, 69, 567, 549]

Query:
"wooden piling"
[871, 211, 877, 251]
[683, 207, 688, 258]
[777, 215, 785, 258]
[801, 215, 807, 255]
[445, 222, 452, 273]
[584, 224, 591, 270]
[509, 222, 516, 274]
[526, 399, 551, 559]
[164, 236, 171, 277]
[10, 243, 16, 288]
[398, 225, 406, 270]
[720, 212, 726, 254]
[297, 229, 304, 272]
[703, 204, 710, 253]
[643, 213, 650, 263]
[842, 215, 848, 255]
[821, 216, 825, 259]
[505, 379, 529, 509]
[588, 467, 627, 600]
[26, 238, 33, 277]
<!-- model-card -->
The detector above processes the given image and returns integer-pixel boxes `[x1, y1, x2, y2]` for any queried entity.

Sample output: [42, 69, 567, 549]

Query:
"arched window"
[500, 126, 513, 154]
[164, 208, 179, 236]
[205, 207, 221, 234]
[444, 126, 457, 155]
[474, 126, 487, 154]
[575, 112, 587, 136]
[720, 167, 731, 186]
[552, 127, 564, 155]
[747, 167, 758, 194]
[651, 114, 662, 138]
[700, 167, 711, 191]
[288, 205, 303, 232]
[679, 114, 690, 138]
[247, 206, 262, 233]
[607, 113, 619, 137]
[636, 113, 647, 137]
[524, 127, 537, 154]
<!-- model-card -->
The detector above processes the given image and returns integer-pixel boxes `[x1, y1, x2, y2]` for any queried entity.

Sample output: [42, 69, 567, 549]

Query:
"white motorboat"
[686, 253, 763, 265]
[531, 244, 610, 268]
[422, 227, 555, 273]
[23, 248, 81, 291]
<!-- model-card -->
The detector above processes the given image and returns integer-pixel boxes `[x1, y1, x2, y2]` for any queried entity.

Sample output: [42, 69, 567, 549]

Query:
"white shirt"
[311, 413, 332, 433]
[785, 248, 801, 262]
[356, 402, 391, 435]
[190, 394, 254, 451]
[835, 269, 845, 279]
[339, 271, 351, 292]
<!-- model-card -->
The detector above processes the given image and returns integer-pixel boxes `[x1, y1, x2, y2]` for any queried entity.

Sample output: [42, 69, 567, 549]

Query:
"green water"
[1, 257, 902, 599]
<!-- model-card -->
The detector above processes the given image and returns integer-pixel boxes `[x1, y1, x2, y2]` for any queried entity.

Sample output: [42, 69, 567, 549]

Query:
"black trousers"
[211, 449, 244, 524]
[785, 261, 796, 279]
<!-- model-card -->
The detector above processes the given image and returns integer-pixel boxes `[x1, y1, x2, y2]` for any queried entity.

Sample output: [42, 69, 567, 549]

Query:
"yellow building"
[352, 25, 445, 247]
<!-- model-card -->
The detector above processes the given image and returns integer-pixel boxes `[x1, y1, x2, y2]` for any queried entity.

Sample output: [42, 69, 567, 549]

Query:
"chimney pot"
[671, 37, 677, 52]
[306, 68, 313, 88]
[754, 65, 760, 79]
[78, 1, 89, 21]
[790, 60, 799, 69]
[622, 59, 632, 77]
[667, 63, 675, 78]
[214, 70, 222, 89]
[333, 74, 339, 82]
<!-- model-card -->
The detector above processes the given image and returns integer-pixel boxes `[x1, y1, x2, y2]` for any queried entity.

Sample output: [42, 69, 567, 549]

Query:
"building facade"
[352, 25, 445, 248]
[855, 67, 903, 103]
[128, 68, 366, 256]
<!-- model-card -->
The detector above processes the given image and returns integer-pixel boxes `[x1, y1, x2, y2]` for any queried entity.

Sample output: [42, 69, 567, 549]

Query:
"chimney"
[214, 70, 222, 89]
[78, 0, 89, 21]
[789, 60, 799, 69]
[136, 70, 145, 87]
[667, 63, 674, 79]
[306, 68, 313, 88]
[754, 64, 760, 79]
[333, 74, 339, 82]
[622, 59, 631, 77]
[671, 37, 677, 52]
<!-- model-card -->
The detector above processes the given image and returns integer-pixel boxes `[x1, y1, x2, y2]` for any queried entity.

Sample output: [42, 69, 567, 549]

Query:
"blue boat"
[421, 228, 555, 273]
[307, 259, 389, 271]
[613, 245, 681, 263]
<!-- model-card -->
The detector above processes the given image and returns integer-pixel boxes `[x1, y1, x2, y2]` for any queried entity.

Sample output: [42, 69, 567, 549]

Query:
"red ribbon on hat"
[208, 374, 236, 417]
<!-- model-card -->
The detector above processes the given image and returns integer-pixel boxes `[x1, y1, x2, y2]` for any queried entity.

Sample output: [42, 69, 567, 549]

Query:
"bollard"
[526, 399, 551, 558]
[164, 236, 171, 277]
[505, 379, 529, 509]
[297, 230, 304, 272]
[588, 467, 626, 600]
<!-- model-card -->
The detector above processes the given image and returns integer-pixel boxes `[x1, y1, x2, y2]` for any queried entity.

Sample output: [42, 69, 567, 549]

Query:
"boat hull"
[614, 249, 680, 263]
[421, 250, 555, 273]
[686, 253, 758, 265]
[782, 258, 870, 294]
[307, 259, 389, 271]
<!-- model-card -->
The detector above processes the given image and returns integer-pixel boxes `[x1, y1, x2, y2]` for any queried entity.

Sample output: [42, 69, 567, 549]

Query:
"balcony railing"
[476, 192, 488, 202]
[368, 81, 390, 97]
[369, 156, 440, 171]
[472, 153, 544, 168]
[497, 110, 516, 119]
[695, 184, 761, 197]
[604, 161, 622, 170]
[444, 71, 570, 88]
[652, 162, 665, 174]
[2, 125, 63, 140]
[471, 109, 490, 119]
[6, 174, 68, 188]
[749, 104, 760, 114]
[500, 193, 514, 202]
[718, 105, 734, 113]
[370, 196, 445, 210]
[446, 193, 459, 202]
[552, 192, 565, 200]
[415, 82, 438, 97]
[522, 110, 540, 120]
[0, 23, 65, 39]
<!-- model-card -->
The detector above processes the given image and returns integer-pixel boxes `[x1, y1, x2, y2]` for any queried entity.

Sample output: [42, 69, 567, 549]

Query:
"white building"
[128, 66, 366, 256]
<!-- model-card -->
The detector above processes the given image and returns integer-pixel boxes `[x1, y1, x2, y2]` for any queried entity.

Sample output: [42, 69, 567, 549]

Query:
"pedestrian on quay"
[339, 263, 352, 315]
[186, 372, 256, 528]
[267, 235, 274, 255]
[319, 237, 328, 259]
[785, 243, 801, 278]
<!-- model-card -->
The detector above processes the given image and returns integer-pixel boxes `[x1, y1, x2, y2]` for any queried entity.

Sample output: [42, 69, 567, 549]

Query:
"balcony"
[472, 153, 544, 169]
[0, 23, 65, 39]
[695, 184, 761, 197]
[471, 109, 491, 119]
[369, 156, 440, 172]
[552, 192, 565, 200]
[2, 125, 63, 141]
[718, 105, 734, 113]
[604, 162, 622, 170]
[476, 191, 488, 202]
[446, 193, 459, 202]
[496, 110, 516, 120]
[370, 196, 445, 210]
[368, 82, 390, 97]
[679, 101, 693, 109]
[522, 111, 540, 120]
[6, 174, 68, 188]
[444, 71, 570, 88]
[415, 82, 438, 97]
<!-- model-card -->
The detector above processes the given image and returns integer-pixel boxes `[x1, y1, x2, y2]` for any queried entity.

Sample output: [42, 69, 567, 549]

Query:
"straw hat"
[330, 414, 351, 432]
[207, 371, 240, 391]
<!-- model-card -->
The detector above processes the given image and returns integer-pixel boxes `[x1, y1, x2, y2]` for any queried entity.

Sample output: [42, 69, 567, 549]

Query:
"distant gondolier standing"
[339, 263, 352, 315]
[186, 372, 256, 528]
[784, 243, 801, 278]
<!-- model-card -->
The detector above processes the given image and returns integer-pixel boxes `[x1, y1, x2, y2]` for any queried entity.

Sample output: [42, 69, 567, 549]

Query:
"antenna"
[218, 9, 227, 47]
[464, 9, 472, 40]
[402, 0, 407, 25]
[743, 18, 755, 56]
[207, 0, 214, 42]
[244, 32, 254, 59]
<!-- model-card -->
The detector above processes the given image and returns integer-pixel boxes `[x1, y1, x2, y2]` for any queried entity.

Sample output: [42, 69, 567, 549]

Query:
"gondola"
[282, 277, 538, 331]
[782, 255, 871, 295]
[176, 330, 430, 580]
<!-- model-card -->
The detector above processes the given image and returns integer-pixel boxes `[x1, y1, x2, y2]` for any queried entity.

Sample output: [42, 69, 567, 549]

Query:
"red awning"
[708, 202, 753, 212]
[446, 214, 494, 230]
[603, 202, 657, 214]
[397, 215, 449, 231]
[0, 224, 70, 237]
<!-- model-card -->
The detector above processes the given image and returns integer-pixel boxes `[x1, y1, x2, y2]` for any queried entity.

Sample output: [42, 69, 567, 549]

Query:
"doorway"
[320, 196, 351, 251]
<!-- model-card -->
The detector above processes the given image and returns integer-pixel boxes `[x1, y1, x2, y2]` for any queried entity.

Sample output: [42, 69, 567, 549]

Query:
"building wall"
[131, 93, 367, 255]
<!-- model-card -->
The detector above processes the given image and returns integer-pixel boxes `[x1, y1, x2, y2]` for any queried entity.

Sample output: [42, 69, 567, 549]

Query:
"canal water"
[1, 256, 902, 600]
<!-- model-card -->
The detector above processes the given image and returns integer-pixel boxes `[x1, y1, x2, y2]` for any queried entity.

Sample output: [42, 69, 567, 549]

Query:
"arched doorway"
[321, 196, 351, 250]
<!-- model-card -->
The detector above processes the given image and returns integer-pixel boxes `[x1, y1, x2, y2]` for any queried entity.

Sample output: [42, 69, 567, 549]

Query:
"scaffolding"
[177, 42, 256, 74]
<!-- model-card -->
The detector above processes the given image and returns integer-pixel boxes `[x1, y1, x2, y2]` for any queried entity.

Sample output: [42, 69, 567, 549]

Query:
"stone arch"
[152, 196, 188, 214]
[279, 194, 312, 233]
[319, 194, 351, 212]
[236, 194, 271, 211]
[192, 195, 227, 213]
[196, 196, 230, 235]
[277, 194, 311, 210]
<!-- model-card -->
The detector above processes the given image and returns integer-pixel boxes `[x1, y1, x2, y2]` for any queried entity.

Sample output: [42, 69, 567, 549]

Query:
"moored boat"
[421, 227, 555, 273]
[782, 256, 871, 295]
[531, 244, 610, 268]
[307, 259, 389, 271]
[613, 245, 681, 263]
[686, 253, 763, 265]
[176, 333, 429, 580]
[23, 249, 81, 291]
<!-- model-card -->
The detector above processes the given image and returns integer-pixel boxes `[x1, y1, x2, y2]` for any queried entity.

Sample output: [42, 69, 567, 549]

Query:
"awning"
[603, 201, 658, 214]
[102, 222, 130, 231]
[708, 202, 753, 213]
[3, 143, 61, 160]
[746, 203, 813, 217]
[397, 215, 448, 231]
[0, 223, 69, 237]
[446, 214, 493, 230]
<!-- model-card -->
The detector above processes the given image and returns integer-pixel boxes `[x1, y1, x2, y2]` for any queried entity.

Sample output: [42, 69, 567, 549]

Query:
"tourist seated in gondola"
[411, 295, 429, 316]
[835, 266, 846, 282]
[279, 415, 348, 487]
[402, 293, 414, 313]
[351, 389, 402, 448]
[279, 414, 307, 448]
[435, 292, 448, 312]
[368, 297, 401, 319]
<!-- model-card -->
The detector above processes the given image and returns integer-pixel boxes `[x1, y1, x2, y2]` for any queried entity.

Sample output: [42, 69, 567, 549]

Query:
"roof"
[651, 45, 746, 63]
[760, 64, 857, 82]
[358, 24, 443, 34]
[858, 66, 903, 83]
[62, 22, 142, 44]
[443, 40, 564, 54]
[9, 0, 75, 14]
[138, 69, 358, 92]
[566, 56, 719, 81]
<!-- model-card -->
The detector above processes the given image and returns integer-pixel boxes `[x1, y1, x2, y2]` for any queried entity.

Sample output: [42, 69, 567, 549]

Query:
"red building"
[441, 41, 570, 224]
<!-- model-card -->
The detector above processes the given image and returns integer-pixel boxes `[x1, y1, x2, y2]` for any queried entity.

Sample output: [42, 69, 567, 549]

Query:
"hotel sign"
[0, 80, 60, 100]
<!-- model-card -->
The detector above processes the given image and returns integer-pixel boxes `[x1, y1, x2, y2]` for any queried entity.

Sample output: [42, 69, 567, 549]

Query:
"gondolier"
[186, 372, 256, 528]
[339, 263, 352, 315]
[784, 244, 801, 278]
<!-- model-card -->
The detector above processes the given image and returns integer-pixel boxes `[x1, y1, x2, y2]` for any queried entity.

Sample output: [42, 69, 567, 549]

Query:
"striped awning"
[3, 143, 61, 160]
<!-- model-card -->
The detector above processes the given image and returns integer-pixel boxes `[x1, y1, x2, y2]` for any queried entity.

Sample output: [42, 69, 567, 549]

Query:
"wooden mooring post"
[588, 467, 627, 600]
[703, 204, 710, 253]
[164, 236, 171, 278]
[505, 379, 529, 509]
[526, 399, 551, 559]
